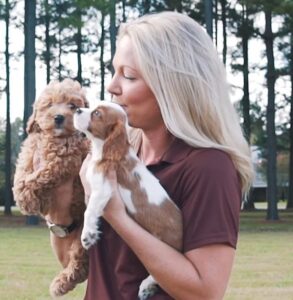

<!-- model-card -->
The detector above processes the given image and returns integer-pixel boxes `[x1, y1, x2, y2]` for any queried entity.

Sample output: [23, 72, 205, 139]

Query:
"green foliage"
[250, 102, 266, 147]
[0, 118, 23, 205]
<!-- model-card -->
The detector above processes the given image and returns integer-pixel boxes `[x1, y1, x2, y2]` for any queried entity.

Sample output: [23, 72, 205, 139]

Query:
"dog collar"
[46, 220, 79, 238]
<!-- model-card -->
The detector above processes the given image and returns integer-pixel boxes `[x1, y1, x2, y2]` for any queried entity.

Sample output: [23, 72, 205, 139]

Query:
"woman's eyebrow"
[122, 65, 137, 71]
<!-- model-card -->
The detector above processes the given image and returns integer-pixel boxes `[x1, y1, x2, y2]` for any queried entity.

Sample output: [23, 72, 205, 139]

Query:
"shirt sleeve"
[179, 149, 242, 252]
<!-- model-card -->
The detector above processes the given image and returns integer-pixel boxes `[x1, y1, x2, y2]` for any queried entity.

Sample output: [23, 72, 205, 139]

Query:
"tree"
[40, 0, 52, 83]
[100, 9, 106, 100]
[288, 24, 293, 208]
[278, 5, 293, 209]
[220, 0, 227, 65]
[264, 4, 278, 220]
[240, 2, 252, 143]
[24, 0, 36, 133]
[4, 0, 12, 215]
[24, 0, 38, 225]
[109, 0, 116, 75]
[205, 0, 213, 38]
[230, 1, 257, 209]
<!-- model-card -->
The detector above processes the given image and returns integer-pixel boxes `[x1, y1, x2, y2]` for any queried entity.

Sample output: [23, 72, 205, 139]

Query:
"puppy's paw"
[50, 274, 76, 298]
[81, 227, 100, 250]
[138, 275, 159, 300]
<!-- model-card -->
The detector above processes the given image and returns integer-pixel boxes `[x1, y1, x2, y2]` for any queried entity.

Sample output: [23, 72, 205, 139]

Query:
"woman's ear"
[102, 120, 129, 161]
[26, 108, 40, 134]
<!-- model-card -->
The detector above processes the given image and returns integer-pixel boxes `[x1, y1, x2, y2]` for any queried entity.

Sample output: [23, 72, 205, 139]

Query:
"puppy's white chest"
[86, 162, 102, 187]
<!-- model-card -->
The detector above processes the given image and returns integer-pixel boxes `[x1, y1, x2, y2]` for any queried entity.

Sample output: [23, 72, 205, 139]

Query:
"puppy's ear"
[26, 109, 40, 134]
[102, 120, 129, 161]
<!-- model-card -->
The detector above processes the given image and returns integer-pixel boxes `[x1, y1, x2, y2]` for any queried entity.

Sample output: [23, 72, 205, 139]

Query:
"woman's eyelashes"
[123, 74, 136, 80]
[122, 67, 137, 80]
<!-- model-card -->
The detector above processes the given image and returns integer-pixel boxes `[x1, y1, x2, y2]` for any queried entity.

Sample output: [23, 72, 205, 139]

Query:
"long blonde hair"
[117, 11, 253, 195]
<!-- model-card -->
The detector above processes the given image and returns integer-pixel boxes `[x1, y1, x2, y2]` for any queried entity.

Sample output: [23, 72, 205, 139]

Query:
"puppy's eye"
[94, 110, 101, 117]
[69, 103, 77, 110]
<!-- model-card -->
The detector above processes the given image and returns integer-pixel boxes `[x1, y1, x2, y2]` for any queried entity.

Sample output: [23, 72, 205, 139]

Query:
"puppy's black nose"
[54, 114, 65, 125]
[76, 108, 82, 114]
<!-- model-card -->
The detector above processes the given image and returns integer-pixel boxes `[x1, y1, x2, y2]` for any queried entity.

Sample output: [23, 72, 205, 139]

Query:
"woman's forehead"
[113, 36, 138, 69]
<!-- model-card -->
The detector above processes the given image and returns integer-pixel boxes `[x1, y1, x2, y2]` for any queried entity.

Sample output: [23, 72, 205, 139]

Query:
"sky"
[0, 3, 291, 125]
[0, 0, 113, 122]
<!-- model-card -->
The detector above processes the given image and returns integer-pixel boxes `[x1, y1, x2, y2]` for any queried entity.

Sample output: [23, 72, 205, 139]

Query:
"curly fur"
[13, 79, 90, 297]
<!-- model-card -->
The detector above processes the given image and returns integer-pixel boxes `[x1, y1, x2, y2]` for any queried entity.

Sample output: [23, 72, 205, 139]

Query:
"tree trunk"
[264, 9, 278, 220]
[109, 0, 116, 75]
[215, 0, 218, 47]
[4, 0, 12, 216]
[100, 11, 105, 100]
[242, 4, 254, 210]
[142, 0, 151, 14]
[24, 0, 36, 132]
[76, 13, 82, 83]
[287, 27, 293, 209]
[220, 0, 227, 65]
[121, 0, 126, 22]
[44, 0, 51, 83]
[24, 0, 39, 225]
[242, 5, 251, 143]
[205, 0, 213, 39]
[56, 3, 63, 81]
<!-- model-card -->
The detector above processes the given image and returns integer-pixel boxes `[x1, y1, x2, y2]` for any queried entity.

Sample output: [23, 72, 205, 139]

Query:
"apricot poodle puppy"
[13, 79, 89, 297]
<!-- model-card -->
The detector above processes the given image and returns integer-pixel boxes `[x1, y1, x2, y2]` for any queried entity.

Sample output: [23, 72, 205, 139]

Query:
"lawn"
[226, 209, 293, 300]
[0, 208, 293, 300]
[0, 213, 86, 300]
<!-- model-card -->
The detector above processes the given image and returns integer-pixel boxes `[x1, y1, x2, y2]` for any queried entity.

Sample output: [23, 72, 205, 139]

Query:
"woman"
[82, 11, 253, 300]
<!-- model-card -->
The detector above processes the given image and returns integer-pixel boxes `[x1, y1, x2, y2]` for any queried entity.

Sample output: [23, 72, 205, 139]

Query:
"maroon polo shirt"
[84, 138, 241, 300]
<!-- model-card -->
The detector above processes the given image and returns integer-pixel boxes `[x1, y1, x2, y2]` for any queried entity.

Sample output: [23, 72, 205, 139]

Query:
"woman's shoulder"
[188, 147, 234, 169]
[169, 137, 235, 171]
[179, 146, 239, 186]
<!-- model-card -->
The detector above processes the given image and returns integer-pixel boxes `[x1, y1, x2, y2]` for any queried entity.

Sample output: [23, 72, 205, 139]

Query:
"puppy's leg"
[138, 275, 159, 300]
[13, 136, 42, 215]
[49, 227, 89, 297]
[81, 176, 112, 249]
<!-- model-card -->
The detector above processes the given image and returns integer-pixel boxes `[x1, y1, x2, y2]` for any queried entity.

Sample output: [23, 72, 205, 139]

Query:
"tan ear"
[102, 120, 129, 161]
[26, 108, 40, 134]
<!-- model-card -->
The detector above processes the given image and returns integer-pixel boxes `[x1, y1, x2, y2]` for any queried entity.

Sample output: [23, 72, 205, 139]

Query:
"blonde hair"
[117, 11, 253, 195]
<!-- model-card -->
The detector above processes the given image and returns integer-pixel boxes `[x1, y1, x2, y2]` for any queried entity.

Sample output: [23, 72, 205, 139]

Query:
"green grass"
[0, 209, 293, 300]
[0, 213, 86, 300]
[226, 209, 293, 300]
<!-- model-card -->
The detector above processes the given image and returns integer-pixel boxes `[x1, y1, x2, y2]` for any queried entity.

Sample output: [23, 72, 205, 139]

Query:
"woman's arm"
[103, 174, 235, 300]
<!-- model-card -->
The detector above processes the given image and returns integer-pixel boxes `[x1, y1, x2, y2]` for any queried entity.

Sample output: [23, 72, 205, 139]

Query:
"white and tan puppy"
[73, 101, 182, 299]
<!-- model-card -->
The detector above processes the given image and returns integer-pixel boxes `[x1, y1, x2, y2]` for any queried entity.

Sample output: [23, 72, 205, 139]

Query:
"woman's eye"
[69, 103, 77, 110]
[123, 74, 136, 80]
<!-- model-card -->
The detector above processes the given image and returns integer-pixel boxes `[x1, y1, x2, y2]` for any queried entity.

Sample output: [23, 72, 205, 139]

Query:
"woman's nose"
[107, 74, 121, 96]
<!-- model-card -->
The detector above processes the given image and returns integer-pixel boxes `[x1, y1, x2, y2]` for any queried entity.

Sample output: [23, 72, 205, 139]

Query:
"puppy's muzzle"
[75, 108, 82, 115]
[54, 114, 65, 126]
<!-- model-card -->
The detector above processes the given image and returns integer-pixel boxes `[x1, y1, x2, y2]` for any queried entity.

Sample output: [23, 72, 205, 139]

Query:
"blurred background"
[0, 0, 292, 222]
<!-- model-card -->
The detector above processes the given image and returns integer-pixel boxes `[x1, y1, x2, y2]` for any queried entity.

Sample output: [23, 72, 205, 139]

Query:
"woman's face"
[107, 36, 163, 130]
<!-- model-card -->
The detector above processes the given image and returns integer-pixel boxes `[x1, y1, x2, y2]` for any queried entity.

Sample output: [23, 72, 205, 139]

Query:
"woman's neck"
[140, 126, 174, 165]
